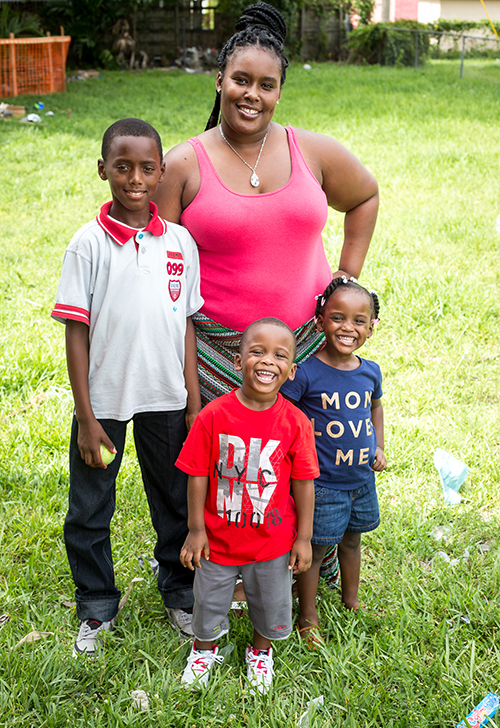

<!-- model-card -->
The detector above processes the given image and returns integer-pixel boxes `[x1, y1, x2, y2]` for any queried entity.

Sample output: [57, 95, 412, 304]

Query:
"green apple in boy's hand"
[100, 443, 116, 465]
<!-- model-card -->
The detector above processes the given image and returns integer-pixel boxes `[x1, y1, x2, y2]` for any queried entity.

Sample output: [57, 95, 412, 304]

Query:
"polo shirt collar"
[96, 201, 167, 246]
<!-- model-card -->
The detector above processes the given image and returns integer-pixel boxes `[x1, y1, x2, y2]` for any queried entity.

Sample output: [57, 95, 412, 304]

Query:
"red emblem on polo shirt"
[169, 280, 181, 302]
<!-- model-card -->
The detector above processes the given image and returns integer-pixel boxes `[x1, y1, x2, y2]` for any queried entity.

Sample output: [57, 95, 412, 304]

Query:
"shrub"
[348, 20, 430, 66]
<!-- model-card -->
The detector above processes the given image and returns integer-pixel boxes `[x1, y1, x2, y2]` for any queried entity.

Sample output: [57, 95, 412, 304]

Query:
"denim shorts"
[311, 476, 380, 545]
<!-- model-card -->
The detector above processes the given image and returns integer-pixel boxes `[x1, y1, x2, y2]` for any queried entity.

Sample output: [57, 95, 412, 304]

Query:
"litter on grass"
[456, 692, 499, 727]
[131, 690, 150, 711]
[298, 696, 325, 727]
[433, 449, 469, 505]
[20, 113, 42, 123]
[431, 525, 452, 542]
[117, 577, 144, 614]
[436, 548, 470, 566]
[11, 631, 54, 650]
[138, 555, 159, 576]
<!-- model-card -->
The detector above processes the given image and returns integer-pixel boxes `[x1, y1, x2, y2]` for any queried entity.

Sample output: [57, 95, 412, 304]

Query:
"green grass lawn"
[0, 59, 499, 727]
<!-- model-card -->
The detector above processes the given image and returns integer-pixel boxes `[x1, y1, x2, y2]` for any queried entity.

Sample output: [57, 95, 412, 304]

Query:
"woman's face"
[217, 46, 282, 136]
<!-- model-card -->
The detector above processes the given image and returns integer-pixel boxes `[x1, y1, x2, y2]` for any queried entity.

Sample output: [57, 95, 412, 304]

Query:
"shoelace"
[190, 650, 224, 670]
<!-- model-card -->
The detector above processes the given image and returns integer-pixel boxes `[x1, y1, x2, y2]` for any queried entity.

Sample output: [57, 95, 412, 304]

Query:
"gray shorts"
[192, 552, 293, 642]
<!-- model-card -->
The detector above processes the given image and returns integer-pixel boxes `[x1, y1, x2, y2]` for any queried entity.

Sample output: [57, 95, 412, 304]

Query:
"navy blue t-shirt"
[281, 356, 383, 490]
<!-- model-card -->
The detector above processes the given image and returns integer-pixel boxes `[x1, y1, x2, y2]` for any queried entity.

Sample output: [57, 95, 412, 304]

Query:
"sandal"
[297, 625, 324, 649]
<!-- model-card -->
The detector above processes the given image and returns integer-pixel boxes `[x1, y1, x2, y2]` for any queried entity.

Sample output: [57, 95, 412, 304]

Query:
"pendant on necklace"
[250, 172, 260, 188]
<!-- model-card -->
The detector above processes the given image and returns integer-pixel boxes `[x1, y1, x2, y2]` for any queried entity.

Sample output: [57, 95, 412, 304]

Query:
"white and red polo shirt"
[52, 201, 203, 420]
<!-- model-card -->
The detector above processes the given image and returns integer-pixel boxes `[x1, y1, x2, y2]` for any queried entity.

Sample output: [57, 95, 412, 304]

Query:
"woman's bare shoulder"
[163, 139, 198, 173]
[292, 127, 352, 159]
[291, 127, 377, 210]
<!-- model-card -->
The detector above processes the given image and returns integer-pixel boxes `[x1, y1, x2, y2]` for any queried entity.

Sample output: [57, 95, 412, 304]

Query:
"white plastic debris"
[436, 548, 469, 567]
[431, 525, 452, 542]
[298, 696, 325, 727]
[21, 113, 42, 123]
[131, 690, 149, 711]
[303, 63, 312, 70]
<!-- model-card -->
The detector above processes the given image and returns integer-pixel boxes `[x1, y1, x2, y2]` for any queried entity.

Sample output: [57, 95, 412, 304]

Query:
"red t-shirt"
[176, 391, 319, 566]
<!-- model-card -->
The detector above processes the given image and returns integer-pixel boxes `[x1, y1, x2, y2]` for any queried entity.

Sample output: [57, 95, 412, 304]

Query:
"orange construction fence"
[0, 34, 71, 98]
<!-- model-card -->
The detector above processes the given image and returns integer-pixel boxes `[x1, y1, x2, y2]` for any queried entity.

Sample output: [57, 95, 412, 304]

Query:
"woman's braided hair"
[314, 277, 380, 322]
[205, 2, 289, 131]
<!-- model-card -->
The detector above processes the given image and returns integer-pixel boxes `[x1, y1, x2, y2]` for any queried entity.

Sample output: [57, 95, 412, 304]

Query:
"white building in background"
[371, 0, 500, 23]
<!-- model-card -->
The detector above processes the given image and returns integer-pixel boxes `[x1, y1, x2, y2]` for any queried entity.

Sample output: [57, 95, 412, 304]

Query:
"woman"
[154, 1, 378, 613]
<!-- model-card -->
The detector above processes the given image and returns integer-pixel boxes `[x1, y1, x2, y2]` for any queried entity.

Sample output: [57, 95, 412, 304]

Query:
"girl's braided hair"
[315, 277, 380, 322]
[205, 2, 289, 131]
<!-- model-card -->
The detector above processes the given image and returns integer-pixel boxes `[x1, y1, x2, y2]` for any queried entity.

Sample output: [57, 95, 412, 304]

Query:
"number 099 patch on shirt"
[51, 202, 204, 420]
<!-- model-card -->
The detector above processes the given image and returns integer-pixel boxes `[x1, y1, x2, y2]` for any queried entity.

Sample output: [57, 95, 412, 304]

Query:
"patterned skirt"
[192, 311, 326, 405]
[192, 311, 339, 589]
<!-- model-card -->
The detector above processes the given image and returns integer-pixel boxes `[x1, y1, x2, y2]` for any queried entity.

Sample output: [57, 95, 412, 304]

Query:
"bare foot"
[342, 597, 363, 611]
[297, 617, 324, 649]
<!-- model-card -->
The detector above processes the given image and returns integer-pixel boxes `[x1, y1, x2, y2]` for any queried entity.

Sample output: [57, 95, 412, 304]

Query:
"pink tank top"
[181, 126, 331, 331]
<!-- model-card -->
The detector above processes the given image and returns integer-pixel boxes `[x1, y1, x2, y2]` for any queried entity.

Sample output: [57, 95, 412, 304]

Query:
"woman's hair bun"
[235, 2, 287, 44]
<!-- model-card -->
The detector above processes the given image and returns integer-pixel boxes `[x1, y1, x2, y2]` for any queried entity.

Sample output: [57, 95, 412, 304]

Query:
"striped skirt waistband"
[192, 312, 325, 405]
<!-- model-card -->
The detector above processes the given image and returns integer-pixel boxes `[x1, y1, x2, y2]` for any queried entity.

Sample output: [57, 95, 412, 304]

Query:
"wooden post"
[47, 37, 54, 93]
[9, 33, 18, 98]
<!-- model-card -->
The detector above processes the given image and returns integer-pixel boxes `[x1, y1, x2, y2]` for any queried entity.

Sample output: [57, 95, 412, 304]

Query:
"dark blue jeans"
[64, 410, 194, 622]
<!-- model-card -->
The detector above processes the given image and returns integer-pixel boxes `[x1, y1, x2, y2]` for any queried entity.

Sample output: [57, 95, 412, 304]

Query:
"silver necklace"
[219, 126, 268, 188]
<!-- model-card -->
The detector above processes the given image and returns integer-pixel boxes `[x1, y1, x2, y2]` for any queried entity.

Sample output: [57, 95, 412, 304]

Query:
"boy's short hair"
[240, 317, 297, 357]
[101, 118, 163, 161]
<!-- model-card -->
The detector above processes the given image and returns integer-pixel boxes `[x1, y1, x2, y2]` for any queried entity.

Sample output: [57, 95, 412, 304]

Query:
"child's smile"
[234, 322, 297, 409]
[317, 288, 373, 367]
[97, 135, 165, 228]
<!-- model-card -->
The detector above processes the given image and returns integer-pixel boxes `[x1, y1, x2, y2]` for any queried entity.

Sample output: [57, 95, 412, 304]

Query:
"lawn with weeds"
[0, 60, 499, 727]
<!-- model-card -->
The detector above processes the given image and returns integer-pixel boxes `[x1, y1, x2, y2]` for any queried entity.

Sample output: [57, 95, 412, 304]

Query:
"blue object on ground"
[456, 692, 499, 727]
[433, 448, 468, 505]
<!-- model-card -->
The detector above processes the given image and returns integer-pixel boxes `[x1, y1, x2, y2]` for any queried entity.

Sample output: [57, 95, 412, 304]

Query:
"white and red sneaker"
[181, 643, 224, 688]
[245, 646, 274, 694]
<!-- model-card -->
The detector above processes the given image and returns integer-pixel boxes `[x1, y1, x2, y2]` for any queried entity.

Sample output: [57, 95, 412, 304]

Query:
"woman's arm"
[153, 141, 200, 223]
[295, 129, 379, 280]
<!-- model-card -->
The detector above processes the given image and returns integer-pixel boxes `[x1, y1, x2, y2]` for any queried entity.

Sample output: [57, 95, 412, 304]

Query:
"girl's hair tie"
[371, 318, 380, 326]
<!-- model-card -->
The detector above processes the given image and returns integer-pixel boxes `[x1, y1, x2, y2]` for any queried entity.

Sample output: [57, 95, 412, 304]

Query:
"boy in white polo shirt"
[52, 118, 204, 657]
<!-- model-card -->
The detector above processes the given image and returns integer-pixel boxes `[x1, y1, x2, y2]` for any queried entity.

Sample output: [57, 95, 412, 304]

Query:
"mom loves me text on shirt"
[311, 389, 374, 467]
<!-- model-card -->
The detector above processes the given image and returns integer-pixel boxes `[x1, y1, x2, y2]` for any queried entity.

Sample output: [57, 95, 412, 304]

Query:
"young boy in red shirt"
[176, 317, 318, 692]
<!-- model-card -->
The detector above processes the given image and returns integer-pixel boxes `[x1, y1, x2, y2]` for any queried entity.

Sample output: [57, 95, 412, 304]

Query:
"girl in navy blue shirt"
[281, 277, 386, 644]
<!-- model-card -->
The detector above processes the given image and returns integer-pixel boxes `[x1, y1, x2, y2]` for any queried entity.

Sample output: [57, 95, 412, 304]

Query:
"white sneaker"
[72, 618, 115, 658]
[165, 607, 194, 638]
[181, 643, 224, 688]
[245, 646, 274, 694]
